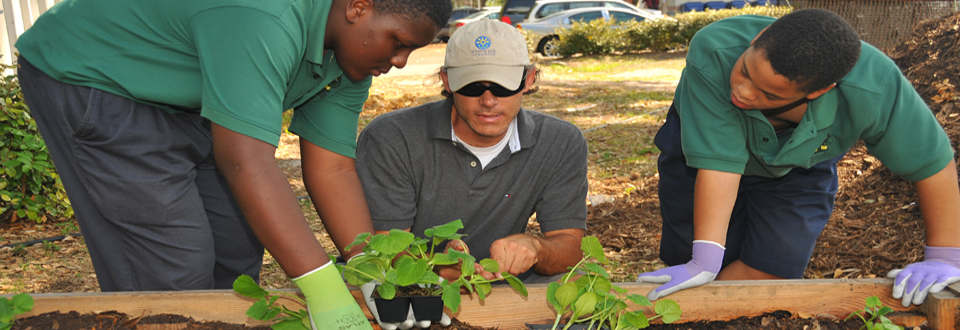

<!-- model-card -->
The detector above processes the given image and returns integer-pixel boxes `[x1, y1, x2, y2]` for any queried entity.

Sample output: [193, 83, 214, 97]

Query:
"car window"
[610, 11, 643, 21]
[569, 2, 602, 9]
[536, 3, 568, 18]
[503, 0, 537, 15]
[486, 12, 501, 19]
[606, 2, 633, 10]
[568, 11, 605, 23]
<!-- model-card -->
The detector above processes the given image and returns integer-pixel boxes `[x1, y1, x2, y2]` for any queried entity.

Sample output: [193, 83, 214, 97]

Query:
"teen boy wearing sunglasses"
[356, 19, 588, 285]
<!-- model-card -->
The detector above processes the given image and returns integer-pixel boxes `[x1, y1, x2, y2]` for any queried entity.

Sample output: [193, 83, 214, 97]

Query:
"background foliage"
[0, 64, 72, 224]
[541, 6, 794, 57]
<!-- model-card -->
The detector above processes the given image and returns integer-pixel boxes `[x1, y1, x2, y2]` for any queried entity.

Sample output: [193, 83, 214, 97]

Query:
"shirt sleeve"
[533, 123, 589, 233]
[855, 54, 955, 182]
[193, 7, 300, 146]
[675, 52, 750, 174]
[289, 76, 372, 158]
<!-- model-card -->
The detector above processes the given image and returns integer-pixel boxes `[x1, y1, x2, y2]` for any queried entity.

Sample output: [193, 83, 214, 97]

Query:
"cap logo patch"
[472, 36, 496, 57]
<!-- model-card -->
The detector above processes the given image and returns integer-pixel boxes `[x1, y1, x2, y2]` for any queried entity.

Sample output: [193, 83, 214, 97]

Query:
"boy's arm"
[301, 138, 375, 261]
[888, 159, 960, 307]
[212, 123, 331, 277]
[637, 168, 740, 300]
[915, 159, 960, 248]
[693, 169, 742, 244]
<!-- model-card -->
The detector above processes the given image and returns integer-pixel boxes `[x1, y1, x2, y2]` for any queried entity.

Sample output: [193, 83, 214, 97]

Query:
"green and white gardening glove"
[293, 261, 373, 330]
[359, 282, 452, 330]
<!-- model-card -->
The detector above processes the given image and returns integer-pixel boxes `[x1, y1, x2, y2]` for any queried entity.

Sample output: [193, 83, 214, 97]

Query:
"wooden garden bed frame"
[6, 279, 959, 329]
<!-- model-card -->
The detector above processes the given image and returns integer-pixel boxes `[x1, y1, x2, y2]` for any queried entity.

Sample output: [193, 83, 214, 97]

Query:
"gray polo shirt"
[356, 98, 588, 263]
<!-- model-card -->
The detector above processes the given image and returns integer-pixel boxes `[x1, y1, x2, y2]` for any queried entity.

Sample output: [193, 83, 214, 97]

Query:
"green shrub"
[553, 6, 793, 56]
[0, 63, 72, 223]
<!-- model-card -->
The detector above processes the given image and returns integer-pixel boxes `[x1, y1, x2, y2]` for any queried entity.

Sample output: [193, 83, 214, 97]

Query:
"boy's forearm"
[302, 142, 375, 259]
[212, 124, 330, 278]
[915, 159, 960, 248]
[692, 169, 742, 245]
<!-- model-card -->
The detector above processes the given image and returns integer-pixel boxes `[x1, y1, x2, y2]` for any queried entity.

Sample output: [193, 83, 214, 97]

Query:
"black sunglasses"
[455, 69, 527, 97]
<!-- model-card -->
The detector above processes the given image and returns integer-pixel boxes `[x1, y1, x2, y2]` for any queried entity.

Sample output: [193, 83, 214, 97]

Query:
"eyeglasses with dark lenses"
[455, 70, 527, 97]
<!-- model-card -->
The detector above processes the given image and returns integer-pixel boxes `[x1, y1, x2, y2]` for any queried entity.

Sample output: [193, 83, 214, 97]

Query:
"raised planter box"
[6, 279, 959, 329]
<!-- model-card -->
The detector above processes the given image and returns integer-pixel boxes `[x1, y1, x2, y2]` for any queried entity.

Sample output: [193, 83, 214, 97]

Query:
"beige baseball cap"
[444, 19, 531, 92]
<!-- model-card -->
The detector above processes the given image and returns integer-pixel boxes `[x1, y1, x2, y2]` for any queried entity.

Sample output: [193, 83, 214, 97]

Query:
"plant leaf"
[10, 294, 32, 314]
[429, 219, 464, 238]
[233, 275, 269, 299]
[655, 299, 682, 324]
[582, 262, 610, 279]
[0, 298, 12, 323]
[271, 317, 308, 330]
[581, 236, 607, 263]
[442, 282, 463, 313]
[546, 282, 562, 311]
[377, 283, 397, 300]
[479, 258, 500, 273]
[556, 282, 580, 309]
[505, 276, 528, 297]
[246, 298, 281, 321]
[394, 256, 427, 286]
[430, 252, 459, 265]
[572, 291, 598, 318]
[368, 230, 415, 255]
[344, 232, 371, 252]
[626, 293, 652, 307]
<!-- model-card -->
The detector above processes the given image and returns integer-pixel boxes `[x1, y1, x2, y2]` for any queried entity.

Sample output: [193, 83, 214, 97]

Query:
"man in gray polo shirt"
[356, 19, 588, 285]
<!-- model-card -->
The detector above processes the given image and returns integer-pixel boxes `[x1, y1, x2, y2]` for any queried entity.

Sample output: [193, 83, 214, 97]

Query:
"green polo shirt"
[16, 0, 369, 156]
[675, 15, 954, 181]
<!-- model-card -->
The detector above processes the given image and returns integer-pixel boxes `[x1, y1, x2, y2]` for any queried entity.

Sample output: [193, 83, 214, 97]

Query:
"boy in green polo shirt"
[16, 0, 451, 328]
[637, 9, 960, 307]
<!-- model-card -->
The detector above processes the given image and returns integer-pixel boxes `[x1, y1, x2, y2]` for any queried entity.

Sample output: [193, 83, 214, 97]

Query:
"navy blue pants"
[18, 58, 264, 291]
[656, 104, 844, 278]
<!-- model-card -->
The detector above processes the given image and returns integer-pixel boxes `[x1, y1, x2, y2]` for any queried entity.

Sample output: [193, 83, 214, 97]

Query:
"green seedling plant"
[233, 274, 309, 330]
[844, 296, 903, 330]
[1, 293, 34, 330]
[439, 248, 528, 313]
[547, 236, 681, 330]
[338, 219, 527, 313]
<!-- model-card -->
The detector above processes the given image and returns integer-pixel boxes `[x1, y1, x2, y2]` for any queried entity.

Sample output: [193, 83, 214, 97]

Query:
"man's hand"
[887, 246, 960, 307]
[360, 282, 451, 330]
[636, 240, 725, 300]
[489, 234, 540, 277]
[292, 261, 372, 330]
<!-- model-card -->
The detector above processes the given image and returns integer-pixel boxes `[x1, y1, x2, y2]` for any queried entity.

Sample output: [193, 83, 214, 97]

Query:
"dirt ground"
[1, 10, 959, 330]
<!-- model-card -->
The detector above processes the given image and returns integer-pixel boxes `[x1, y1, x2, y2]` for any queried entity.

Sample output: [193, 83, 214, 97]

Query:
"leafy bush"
[553, 5, 794, 56]
[0, 64, 72, 223]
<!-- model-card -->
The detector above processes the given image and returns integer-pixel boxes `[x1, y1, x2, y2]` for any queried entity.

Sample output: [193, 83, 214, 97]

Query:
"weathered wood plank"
[5, 279, 955, 329]
[450, 279, 928, 329]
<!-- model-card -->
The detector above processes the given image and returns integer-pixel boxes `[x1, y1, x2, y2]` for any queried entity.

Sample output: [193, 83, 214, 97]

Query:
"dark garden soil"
[2, 10, 959, 330]
[12, 311, 271, 330]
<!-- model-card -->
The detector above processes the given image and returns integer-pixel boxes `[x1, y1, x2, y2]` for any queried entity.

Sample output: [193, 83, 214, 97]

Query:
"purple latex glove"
[887, 246, 960, 307]
[636, 240, 725, 300]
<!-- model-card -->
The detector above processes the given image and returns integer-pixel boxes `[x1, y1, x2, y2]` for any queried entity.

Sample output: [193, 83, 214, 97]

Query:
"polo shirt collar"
[427, 98, 537, 151]
[808, 89, 839, 130]
[304, 0, 331, 65]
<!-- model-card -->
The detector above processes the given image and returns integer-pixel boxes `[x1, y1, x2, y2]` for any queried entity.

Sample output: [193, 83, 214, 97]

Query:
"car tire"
[539, 36, 561, 58]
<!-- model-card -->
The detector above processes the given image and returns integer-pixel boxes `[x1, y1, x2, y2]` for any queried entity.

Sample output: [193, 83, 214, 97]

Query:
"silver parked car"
[447, 7, 502, 39]
[517, 7, 662, 57]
